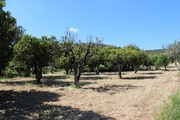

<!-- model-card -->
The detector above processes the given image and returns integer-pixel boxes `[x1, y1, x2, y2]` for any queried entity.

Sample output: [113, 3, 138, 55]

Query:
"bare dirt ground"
[0, 64, 180, 120]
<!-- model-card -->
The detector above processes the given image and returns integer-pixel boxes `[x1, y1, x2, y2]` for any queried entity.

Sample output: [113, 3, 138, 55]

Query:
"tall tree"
[123, 45, 147, 73]
[108, 47, 124, 79]
[59, 54, 71, 74]
[88, 37, 104, 75]
[156, 54, 170, 70]
[62, 30, 92, 85]
[0, 0, 25, 75]
[166, 40, 180, 71]
[14, 35, 58, 83]
[107, 45, 148, 79]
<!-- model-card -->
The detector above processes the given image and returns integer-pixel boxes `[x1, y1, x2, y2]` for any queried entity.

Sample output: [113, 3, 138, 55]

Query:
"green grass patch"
[158, 90, 180, 120]
[69, 83, 81, 89]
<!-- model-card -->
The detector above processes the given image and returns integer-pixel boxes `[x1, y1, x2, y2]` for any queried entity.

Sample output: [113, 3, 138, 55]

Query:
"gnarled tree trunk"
[34, 67, 42, 84]
[95, 64, 100, 75]
[174, 59, 180, 71]
[118, 64, 123, 79]
[134, 65, 138, 73]
[73, 64, 82, 85]
[64, 67, 69, 75]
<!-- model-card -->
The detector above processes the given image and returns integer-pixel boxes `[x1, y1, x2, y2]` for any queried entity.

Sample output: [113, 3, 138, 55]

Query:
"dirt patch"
[0, 65, 179, 119]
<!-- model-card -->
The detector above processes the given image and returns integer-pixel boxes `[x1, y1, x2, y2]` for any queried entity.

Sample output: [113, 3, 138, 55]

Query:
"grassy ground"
[0, 65, 180, 120]
[158, 88, 180, 120]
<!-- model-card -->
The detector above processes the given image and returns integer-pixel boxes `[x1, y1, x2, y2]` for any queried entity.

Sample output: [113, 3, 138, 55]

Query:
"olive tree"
[155, 54, 170, 70]
[166, 40, 180, 71]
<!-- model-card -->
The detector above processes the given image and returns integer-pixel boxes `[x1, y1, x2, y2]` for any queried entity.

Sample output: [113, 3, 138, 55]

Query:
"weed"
[158, 90, 180, 120]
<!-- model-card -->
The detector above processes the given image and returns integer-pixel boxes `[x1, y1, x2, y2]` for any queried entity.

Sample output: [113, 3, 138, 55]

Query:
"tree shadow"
[81, 76, 110, 80]
[85, 84, 141, 94]
[82, 73, 98, 75]
[79, 81, 98, 86]
[0, 77, 99, 87]
[0, 79, 72, 87]
[140, 72, 163, 75]
[0, 90, 115, 120]
[42, 75, 70, 80]
[123, 76, 156, 80]
[102, 72, 126, 75]
[0, 90, 59, 119]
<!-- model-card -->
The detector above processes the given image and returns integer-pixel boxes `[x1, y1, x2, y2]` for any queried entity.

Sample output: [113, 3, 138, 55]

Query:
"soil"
[0, 64, 179, 120]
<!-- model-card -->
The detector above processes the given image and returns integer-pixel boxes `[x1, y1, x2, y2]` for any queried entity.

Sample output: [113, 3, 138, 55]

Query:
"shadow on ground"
[85, 84, 141, 94]
[0, 79, 72, 87]
[42, 75, 70, 80]
[0, 90, 115, 120]
[140, 72, 163, 75]
[0, 79, 99, 88]
[79, 81, 98, 86]
[123, 75, 156, 80]
[81, 76, 110, 80]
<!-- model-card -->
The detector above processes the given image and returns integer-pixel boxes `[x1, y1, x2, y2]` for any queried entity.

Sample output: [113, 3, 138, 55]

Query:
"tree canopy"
[61, 30, 92, 85]
[0, 0, 25, 75]
[14, 35, 59, 83]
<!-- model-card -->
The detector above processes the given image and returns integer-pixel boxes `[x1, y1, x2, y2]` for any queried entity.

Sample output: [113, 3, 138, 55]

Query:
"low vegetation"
[158, 88, 180, 120]
[0, 65, 179, 119]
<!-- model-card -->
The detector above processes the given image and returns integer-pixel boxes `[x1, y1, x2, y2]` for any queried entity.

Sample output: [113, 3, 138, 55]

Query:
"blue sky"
[4, 0, 180, 50]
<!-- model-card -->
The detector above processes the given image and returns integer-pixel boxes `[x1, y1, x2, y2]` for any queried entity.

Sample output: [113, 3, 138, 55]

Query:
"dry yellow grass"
[0, 64, 179, 119]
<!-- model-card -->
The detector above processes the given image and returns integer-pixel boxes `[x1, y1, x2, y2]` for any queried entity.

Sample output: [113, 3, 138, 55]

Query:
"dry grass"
[0, 65, 180, 120]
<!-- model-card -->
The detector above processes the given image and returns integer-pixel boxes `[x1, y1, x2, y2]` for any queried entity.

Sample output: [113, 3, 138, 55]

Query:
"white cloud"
[69, 27, 79, 32]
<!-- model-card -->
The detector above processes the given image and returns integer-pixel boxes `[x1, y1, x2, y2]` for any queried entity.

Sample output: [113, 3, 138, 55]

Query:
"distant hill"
[146, 49, 166, 55]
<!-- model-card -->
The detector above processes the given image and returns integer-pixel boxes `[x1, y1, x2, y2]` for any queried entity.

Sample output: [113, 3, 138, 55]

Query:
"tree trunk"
[175, 61, 180, 71]
[25, 66, 31, 77]
[70, 66, 73, 72]
[34, 67, 42, 84]
[134, 65, 138, 73]
[36, 70, 42, 84]
[118, 64, 123, 79]
[65, 68, 69, 75]
[95, 64, 100, 75]
[51, 68, 54, 74]
[74, 64, 81, 85]
[164, 66, 167, 71]
[90, 65, 94, 72]
[0, 69, 3, 77]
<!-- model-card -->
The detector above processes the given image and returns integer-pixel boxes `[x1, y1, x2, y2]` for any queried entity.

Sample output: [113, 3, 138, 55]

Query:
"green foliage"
[158, 90, 180, 120]
[120, 45, 148, 71]
[102, 45, 148, 78]
[146, 49, 166, 56]
[0, 1, 25, 75]
[14, 34, 58, 83]
[87, 38, 105, 74]
[61, 30, 93, 85]
[58, 54, 71, 74]
[149, 54, 170, 70]
[166, 40, 180, 71]
[150, 56, 160, 69]
[69, 83, 81, 89]
[157, 54, 170, 70]
[0, 0, 5, 8]
[38, 108, 60, 120]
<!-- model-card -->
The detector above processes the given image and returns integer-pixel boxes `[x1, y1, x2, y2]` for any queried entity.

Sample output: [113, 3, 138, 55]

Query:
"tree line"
[1, 0, 179, 85]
